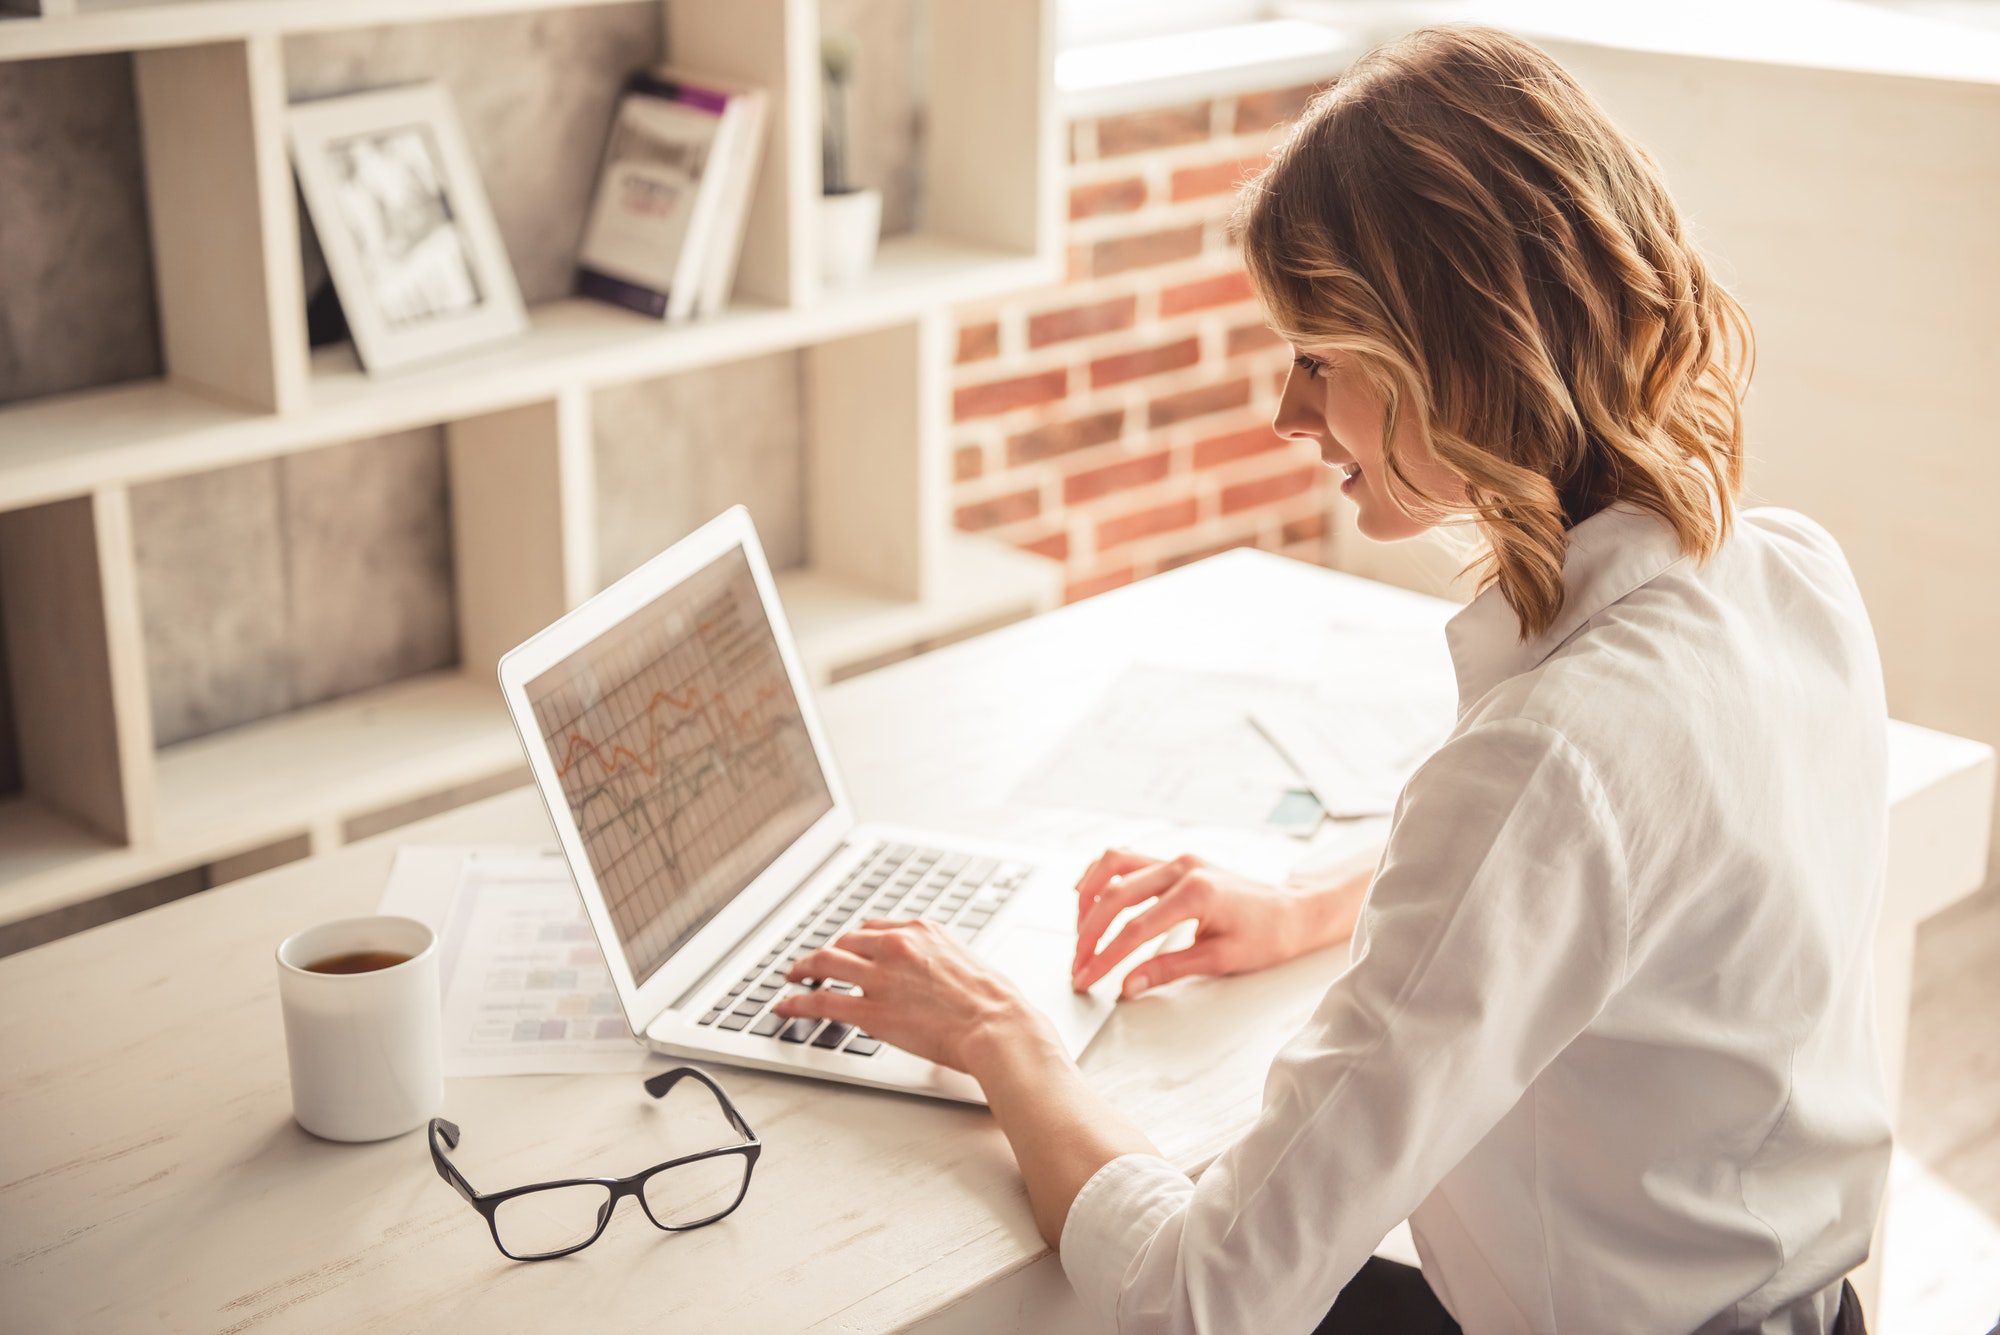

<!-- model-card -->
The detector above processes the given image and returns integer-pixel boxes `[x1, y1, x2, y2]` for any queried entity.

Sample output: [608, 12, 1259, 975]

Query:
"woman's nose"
[1271, 362, 1323, 442]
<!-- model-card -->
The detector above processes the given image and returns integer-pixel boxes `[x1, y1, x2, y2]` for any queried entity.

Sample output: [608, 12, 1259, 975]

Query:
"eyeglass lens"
[640, 1153, 751, 1229]
[492, 1183, 615, 1258]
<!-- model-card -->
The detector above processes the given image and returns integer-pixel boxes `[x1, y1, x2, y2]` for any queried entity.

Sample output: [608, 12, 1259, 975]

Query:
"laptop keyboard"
[694, 840, 1031, 1057]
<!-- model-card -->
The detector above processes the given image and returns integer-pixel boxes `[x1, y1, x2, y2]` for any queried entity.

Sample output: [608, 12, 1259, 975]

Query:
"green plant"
[822, 31, 859, 195]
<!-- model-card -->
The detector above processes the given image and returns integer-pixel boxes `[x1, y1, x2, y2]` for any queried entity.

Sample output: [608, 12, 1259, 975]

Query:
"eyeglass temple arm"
[427, 1118, 479, 1202]
[644, 1066, 757, 1143]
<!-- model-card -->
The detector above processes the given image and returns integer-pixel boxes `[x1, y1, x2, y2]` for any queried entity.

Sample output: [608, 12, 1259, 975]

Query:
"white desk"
[0, 550, 1989, 1332]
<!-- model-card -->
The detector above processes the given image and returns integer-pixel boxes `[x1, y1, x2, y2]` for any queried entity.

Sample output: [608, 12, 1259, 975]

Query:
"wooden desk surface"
[0, 551, 1989, 1333]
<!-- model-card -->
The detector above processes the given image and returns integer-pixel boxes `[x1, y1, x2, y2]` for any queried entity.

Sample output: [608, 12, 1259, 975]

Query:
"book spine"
[664, 89, 740, 325]
[578, 268, 669, 319]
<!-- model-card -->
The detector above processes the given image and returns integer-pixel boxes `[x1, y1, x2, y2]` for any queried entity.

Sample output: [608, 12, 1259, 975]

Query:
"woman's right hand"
[1069, 847, 1370, 998]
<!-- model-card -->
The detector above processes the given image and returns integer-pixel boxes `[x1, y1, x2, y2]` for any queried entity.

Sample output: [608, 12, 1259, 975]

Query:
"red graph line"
[554, 679, 780, 782]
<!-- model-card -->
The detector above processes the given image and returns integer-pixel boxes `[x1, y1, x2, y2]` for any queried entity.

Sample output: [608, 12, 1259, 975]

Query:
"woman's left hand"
[773, 919, 1062, 1076]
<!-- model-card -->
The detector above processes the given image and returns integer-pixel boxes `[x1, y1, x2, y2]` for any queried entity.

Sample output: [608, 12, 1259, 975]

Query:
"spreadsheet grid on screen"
[525, 548, 833, 986]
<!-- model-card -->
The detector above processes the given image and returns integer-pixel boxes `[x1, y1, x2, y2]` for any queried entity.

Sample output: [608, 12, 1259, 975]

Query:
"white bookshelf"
[0, 0, 1063, 928]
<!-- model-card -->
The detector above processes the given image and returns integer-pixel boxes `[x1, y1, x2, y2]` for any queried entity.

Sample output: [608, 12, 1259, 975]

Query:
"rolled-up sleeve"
[1057, 718, 1631, 1334]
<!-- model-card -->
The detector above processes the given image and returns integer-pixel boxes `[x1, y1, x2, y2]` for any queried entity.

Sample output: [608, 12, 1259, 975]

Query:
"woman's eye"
[1292, 354, 1323, 381]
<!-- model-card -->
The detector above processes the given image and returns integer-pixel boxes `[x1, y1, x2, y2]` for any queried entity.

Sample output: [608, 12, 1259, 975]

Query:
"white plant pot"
[819, 187, 882, 288]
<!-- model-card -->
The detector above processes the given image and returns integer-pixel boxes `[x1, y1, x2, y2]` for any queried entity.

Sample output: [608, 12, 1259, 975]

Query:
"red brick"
[1066, 565, 1137, 603]
[1220, 465, 1319, 514]
[1158, 270, 1254, 317]
[1006, 409, 1125, 466]
[954, 487, 1041, 531]
[953, 369, 1067, 421]
[1148, 377, 1251, 429]
[1193, 426, 1287, 469]
[1281, 512, 1327, 544]
[1021, 530, 1070, 562]
[1090, 224, 1204, 278]
[1089, 337, 1200, 389]
[1069, 121, 1093, 164]
[1227, 322, 1285, 356]
[1063, 449, 1172, 505]
[1169, 152, 1269, 202]
[1098, 497, 1199, 550]
[955, 321, 1000, 364]
[1028, 295, 1137, 349]
[1234, 83, 1324, 134]
[1069, 176, 1146, 220]
[1094, 103, 1210, 157]
[953, 444, 984, 482]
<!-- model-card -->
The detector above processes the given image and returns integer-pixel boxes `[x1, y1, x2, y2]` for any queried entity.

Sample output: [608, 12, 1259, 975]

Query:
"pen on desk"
[1246, 711, 1320, 802]
[1246, 709, 1381, 821]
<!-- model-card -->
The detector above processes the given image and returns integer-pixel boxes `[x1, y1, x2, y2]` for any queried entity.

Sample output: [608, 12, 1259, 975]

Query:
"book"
[576, 70, 763, 322]
[694, 85, 767, 318]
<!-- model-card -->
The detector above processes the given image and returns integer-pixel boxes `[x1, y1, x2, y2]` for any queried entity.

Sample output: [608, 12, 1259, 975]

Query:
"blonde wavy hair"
[1235, 25, 1755, 638]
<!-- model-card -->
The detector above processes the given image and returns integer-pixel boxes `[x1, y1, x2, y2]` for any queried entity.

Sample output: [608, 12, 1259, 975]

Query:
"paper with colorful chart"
[379, 846, 651, 1076]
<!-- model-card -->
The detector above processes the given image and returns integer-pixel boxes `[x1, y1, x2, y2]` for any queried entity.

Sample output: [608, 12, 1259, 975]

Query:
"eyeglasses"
[428, 1066, 760, 1261]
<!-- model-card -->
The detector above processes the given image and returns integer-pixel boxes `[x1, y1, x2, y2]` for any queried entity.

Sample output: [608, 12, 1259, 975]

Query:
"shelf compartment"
[138, 535, 1057, 861]
[777, 532, 1063, 684]
[0, 235, 1056, 516]
[152, 667, 522, 853]
[0, 795, 145, 928]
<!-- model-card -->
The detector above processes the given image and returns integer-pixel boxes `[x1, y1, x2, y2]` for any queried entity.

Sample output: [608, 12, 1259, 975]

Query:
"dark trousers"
[1312, 1258, 1869, 1334]
[1313, 1258, 1460, 1334]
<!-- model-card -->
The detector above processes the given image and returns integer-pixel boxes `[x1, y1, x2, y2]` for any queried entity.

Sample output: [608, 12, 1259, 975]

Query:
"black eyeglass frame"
[428, 1066, 761, 1261]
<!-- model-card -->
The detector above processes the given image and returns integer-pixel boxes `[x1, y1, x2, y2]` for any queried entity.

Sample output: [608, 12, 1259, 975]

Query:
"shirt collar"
[1444, 501, 1689, 711]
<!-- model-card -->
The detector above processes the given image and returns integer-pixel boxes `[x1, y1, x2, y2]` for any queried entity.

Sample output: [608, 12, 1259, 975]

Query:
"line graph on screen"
[525, 548, 832, 984]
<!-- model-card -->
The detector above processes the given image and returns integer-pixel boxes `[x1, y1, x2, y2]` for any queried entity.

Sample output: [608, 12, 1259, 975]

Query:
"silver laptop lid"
[497, 505, 855, 1033]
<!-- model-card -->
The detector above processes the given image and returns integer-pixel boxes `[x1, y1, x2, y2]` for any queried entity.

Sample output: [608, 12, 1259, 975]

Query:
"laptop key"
[963, 858, 998, 884]
[811, 1022, 854, 1049]
[750, 1012, 785, 1037]
[748, 984, 779, 1003]
[731, 998, 762, 1018]
[718, 1013, 752, 1031]
[950, 924, 979, 945]
[938, 853, 969, 874]
[844, 1036, 883, 1056]
[699, 1008, 724, 1026]
[778, 1018, 818, 1043]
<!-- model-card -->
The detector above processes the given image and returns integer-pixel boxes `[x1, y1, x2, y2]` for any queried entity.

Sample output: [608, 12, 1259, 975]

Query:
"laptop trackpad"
[979, 924, 1118, 1057]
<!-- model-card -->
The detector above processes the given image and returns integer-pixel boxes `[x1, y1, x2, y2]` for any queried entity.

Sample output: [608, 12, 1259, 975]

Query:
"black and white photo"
[290, 84, 526, 373]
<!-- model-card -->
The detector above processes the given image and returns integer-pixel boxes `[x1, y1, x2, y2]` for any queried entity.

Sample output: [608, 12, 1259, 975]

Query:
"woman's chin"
[1348, 495, 1429, 543]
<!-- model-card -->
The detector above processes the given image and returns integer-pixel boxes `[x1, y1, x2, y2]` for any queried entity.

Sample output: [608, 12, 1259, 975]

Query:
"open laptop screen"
[523, 545, 834, 988]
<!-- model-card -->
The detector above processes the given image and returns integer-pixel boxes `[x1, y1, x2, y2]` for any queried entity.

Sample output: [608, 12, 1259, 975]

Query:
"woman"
[775, 25, 1888, 1335]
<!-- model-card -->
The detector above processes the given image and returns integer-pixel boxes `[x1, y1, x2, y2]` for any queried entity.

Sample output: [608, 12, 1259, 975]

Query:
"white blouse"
[1059, 503, 1893, 1335]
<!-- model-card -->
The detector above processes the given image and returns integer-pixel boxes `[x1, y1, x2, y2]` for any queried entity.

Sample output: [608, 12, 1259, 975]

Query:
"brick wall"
[949, 82, 1333, 603]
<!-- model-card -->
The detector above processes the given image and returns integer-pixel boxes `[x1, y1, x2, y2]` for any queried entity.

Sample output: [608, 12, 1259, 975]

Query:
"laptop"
[497, 505, 1125, 1104]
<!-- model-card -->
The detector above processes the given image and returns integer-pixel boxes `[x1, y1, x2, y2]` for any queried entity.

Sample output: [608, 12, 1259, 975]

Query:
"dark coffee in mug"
[304, 950, 412, 975]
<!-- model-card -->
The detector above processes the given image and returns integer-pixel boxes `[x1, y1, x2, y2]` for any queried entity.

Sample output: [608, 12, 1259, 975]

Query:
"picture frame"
[288, 83, 527, 374]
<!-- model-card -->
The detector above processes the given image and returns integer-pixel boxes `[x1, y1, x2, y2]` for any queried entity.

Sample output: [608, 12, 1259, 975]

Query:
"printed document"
[380, 847, 651, 1077]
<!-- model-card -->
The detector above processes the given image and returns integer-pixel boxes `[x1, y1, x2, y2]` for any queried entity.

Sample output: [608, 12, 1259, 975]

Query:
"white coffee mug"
[275, 915, 443, 1142]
